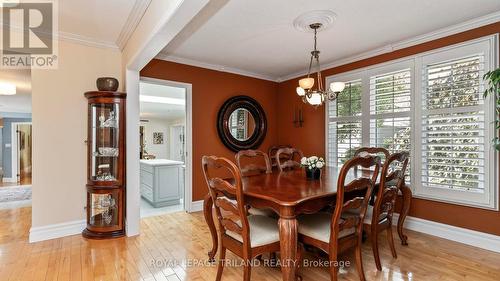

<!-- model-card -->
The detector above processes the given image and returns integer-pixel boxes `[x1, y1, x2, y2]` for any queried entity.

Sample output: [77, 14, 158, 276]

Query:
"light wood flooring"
[1, 207, 500, 281]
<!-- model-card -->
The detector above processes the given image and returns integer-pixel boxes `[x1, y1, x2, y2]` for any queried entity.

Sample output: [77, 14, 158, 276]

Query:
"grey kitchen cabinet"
[140, 159, 184, 207]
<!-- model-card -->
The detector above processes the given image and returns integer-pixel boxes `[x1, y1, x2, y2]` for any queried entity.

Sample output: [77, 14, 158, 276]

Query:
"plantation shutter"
[369, 69, 412, 153]
[421, 55, 486, 193]
[328, 80, 362, 166]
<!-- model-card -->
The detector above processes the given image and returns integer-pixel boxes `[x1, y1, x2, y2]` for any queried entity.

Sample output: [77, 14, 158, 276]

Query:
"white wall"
[31, 39, 122, 230]
[142, 118, 170, 159]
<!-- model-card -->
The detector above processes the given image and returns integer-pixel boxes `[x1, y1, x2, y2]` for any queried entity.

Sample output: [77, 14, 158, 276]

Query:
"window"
[326, 35, 497, 209]
[327, 79, 362, 166]
[369, 69, 412, 153]
[370, 69, 412, 181]
[417, 38, 495, 208]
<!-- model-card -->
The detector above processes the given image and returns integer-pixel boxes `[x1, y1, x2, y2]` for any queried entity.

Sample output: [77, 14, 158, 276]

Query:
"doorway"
[12, 123, 32, 185]
[138, 78, 191, 218]
[0, 67, 32, 211]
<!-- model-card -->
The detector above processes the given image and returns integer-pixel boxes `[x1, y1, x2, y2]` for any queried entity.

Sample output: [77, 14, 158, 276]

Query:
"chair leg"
[355, 241, 367, 281]
[243, 263, 251, 281]
[371, 226, 382, 271]
[216, 246, 226, 281]
[328, 251, 339, 281]
[328, 260, 338, 281]
[387, 226, 398, 259]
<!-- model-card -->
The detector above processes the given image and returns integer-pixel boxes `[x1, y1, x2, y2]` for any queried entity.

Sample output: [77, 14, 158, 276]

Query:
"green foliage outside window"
[484, 67, 500, 150]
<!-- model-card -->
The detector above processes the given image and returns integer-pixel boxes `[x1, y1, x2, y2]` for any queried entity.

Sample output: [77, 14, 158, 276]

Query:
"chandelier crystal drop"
[296, 23, 345, 106]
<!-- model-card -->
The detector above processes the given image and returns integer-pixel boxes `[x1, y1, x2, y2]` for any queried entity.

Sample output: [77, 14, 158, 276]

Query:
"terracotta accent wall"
[140, 60, 278, 201]
[277, 22, 500, 236]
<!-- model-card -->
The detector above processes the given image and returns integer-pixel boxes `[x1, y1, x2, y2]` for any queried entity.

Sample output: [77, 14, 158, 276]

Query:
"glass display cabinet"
[83, 91, 126, 239]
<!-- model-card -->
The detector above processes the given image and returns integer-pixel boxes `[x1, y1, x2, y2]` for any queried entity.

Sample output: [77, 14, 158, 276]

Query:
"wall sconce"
[293, 106, 304, 127]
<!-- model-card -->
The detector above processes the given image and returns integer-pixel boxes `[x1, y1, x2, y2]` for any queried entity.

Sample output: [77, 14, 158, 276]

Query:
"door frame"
[139, 77, 193, 212]
[11, 122, 32, 183]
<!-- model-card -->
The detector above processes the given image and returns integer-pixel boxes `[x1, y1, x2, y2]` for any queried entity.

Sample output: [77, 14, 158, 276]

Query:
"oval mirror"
[217, 96, 267, 152]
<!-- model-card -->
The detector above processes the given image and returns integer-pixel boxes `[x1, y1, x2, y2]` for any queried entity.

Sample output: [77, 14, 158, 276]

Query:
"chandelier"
[296, 23, 345, 106]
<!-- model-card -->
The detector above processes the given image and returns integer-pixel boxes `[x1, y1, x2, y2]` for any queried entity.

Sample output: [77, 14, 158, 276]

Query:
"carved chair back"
[354, 147, 390, 165]
[235, 149, 272, 177]
[202, 156, 250, 249]
[331, 155, 381, 244]
[373, 152, 409, 224]
[276, 147, 304, 172]
[268, 145, 292, 168]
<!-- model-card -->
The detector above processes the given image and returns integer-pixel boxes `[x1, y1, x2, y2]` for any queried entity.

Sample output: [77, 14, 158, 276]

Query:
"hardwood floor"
[1, 207, 500, 281]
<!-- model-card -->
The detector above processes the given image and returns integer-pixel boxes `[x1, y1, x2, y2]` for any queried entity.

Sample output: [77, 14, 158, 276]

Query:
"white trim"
[392, 213, 500, 253]
[56, 32, 120, 50]
[188, 200, 203, 213]
[29, 220, 86, 243]
[139, 77, 193, 214]
[279, 10, 500, 82]
[155, 53, 277, 82]
[116, 0, 152, 50]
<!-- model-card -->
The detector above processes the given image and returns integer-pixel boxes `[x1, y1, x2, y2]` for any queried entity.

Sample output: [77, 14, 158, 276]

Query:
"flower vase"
[305, 168, 321, 180]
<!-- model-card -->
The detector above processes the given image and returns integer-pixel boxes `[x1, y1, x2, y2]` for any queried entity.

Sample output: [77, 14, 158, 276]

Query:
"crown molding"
[1, 0, 151, 51]
[116, 0, 152, 50]
[155, 52, 278, 82]
[1, 22, 120, 50]
[56, 31, 120, 50]
[278, 10, 500, 82]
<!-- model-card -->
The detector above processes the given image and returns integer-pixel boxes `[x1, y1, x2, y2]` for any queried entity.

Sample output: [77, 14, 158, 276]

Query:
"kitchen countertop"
[140, 159, 184, 166]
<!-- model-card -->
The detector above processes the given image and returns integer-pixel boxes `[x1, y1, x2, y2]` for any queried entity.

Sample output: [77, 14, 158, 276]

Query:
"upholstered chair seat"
[298, 213, 356, 243]
[226, 215, 280, 247]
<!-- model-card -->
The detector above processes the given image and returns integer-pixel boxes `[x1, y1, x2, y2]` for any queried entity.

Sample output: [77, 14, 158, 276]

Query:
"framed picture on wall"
[153, 132, 164, 144]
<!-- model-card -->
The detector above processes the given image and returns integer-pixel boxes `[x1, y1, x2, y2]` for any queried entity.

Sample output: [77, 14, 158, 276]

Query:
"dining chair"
[297, 155, 381, 281]
[202, 156, 281, 281]
[235, 150, 275, 217]
[354, 147, 390, 204]
[235, 149, 272, 176]
[354, 147, 390, 164]
[268, 145, 291, 168]
[363, 151, 409, 271]
[276, 147, 304, 172]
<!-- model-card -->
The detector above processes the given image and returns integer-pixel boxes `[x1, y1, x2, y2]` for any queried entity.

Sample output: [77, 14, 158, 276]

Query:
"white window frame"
[325, 70, 366, 167]
[325, 35, 498, 210]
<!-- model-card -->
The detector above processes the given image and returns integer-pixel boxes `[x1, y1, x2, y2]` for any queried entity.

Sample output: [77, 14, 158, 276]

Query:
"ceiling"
[160, 0, 500, 80]
[139, 82, 186, 120]
[58, 0, 141, 48]
[0, 68, 31, 114]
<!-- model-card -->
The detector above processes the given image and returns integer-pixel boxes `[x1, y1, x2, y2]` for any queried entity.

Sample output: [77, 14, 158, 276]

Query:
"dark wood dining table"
[203, 167, 412, 281]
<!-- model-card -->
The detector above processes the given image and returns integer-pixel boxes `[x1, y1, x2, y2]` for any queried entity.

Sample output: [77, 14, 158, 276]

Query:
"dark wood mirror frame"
[217, 95, 267, 152]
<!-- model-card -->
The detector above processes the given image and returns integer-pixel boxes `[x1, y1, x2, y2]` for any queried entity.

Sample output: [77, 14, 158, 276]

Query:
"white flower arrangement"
[300, 156, 325, 170]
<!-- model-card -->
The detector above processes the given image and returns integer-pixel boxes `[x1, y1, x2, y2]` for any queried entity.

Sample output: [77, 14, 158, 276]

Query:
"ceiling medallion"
[294, 11, 345, 107]
[293, 10, 337, 33]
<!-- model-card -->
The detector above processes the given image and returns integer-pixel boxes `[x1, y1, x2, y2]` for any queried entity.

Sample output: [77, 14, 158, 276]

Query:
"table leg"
[398, 185, 412, 246]
[203, 193, 218, 261]
[279, 217, 298, 281]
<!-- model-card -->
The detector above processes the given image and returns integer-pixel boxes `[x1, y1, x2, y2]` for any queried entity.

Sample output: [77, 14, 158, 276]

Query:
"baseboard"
[393, 213, 500, 253]
[2, 177, 17, 183]
[188, 200, 203, 213]
[29, 219, 86, 243]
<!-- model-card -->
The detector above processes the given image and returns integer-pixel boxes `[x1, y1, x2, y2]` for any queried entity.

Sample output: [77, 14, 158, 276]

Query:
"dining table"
[203, 167, 412, 281]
